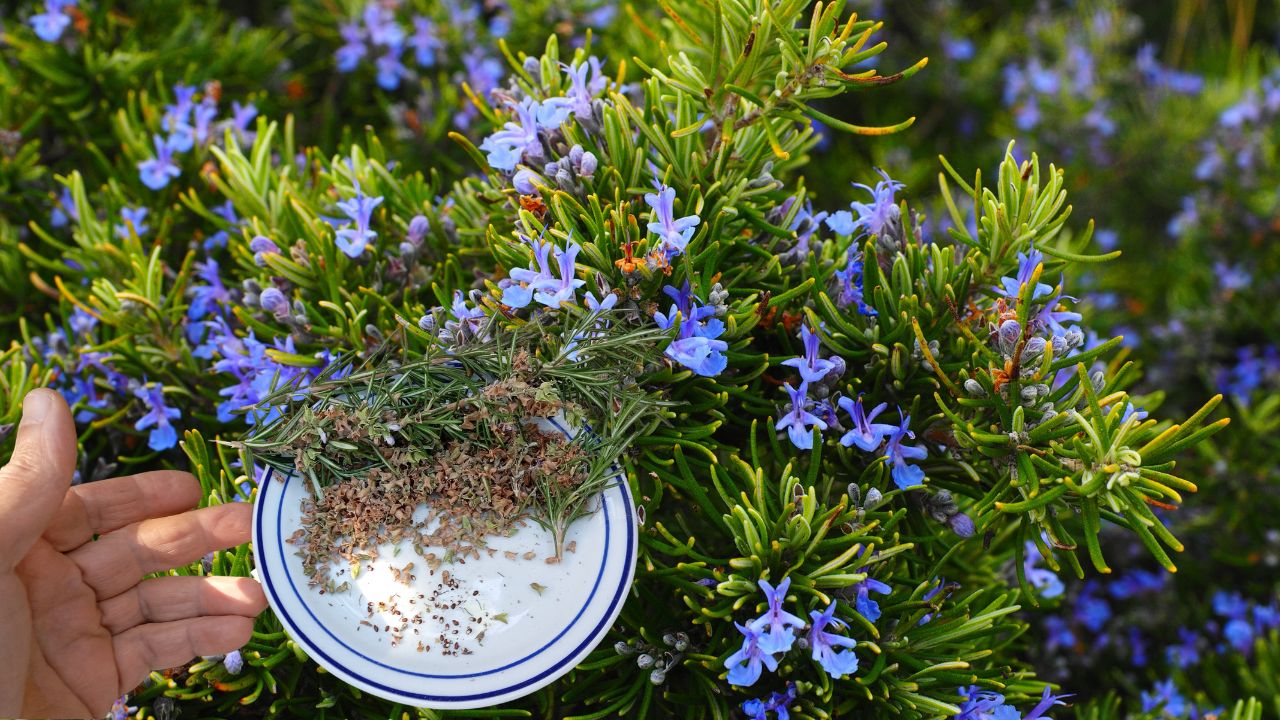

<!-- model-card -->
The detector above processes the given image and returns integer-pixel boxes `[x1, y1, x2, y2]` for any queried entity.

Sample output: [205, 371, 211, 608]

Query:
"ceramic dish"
[251, 417, 636, 709]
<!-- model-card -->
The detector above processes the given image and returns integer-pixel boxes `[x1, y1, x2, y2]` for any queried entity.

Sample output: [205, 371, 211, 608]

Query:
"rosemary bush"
[0, 1, 1276, 719]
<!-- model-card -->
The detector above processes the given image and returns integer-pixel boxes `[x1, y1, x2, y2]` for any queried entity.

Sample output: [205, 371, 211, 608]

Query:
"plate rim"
[250, 419, 637, 708]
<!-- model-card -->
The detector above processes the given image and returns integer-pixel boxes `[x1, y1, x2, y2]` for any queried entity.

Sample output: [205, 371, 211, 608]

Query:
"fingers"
[70, 502, 253, 600]
[0, 389, 78, 568]
[44, 470, 203, 552]
[99, 576, 266, 634]
[113, 616, 255, 695]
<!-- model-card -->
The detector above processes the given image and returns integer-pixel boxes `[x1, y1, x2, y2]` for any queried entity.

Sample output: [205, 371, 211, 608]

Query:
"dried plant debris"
[244, 316, 660, 594]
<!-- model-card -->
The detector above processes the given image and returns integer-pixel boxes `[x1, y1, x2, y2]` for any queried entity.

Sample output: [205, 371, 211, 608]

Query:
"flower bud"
[614, 641, 635, 655]
[259, 287, 289, 319]
[964, 378, 986, 397]
[513, 168, 539, 195]
[407, 214, 429, 245]
[636, 653, 654, 669]
[578, 151, 598, 177]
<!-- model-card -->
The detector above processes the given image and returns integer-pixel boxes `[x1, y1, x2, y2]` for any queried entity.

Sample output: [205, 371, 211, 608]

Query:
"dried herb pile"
[244, 314, 663, 587]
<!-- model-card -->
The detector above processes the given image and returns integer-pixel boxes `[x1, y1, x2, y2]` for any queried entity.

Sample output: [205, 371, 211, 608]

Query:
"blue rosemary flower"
[741, 683, 796, 720]
[1074, 581, 1112, 631]
[1030, 293, 1082, 337]
[1166, 628, 1201, 669]
[188, 259, 231, 320]
[334, 185, 384, 258]
[724, 621, 778, 687]
[882, 414, 927, 489]
[50, 187, 77, 228]
[335, 21, 367, 72]
[376, 48, 409, 90]
[138, 134, 181, 190]
[748, 577, 805, 654]
[654, 282, 727, 376]
[564, 57, 606, 119]
[956, 685, 1068, 720]
[837, 395, 895, 451]
[851, 576, 891, 623]
[133, 380, 182, 451]
[825, 169, 903, 239]
[1021, 542, 1064, 599]
[645, 184, 700, 260]
[776, 381, 826, 450]
[205, 200, 239, 251]
[410, 16, 442, 67]
[834, 252, 877, 315]
[193, 97, 218, 145]
[231, 101, 258, 142]
[249, 235, 281, 266]
[502, 236, 554, 308]
[806, 603, 860, 678]
[363, 3, 405, 49]
[1140, 679, 1189, 717]
[782, 325, 836, 384]
[163, 84, 198, 153]
[997, 246, 1053, 300]
[531, 240, 587, 307]
[30, 0, 74, 42]
[479, 97, 571, 171]
[114, 206, 150, 239]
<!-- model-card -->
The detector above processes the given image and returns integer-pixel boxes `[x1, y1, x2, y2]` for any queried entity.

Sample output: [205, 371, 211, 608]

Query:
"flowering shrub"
[0, 1, 1277, 719]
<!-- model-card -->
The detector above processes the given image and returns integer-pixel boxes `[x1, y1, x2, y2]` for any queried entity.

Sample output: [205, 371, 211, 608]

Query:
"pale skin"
[0, 389, 268, 718]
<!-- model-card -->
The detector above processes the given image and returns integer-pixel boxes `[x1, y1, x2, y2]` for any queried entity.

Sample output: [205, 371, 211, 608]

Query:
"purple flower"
[68, 307, 98, 337]
[334, 186, 384, 258]
[441, 291, 487, 343]
[409, 16, 442, 67]
[1022, 542, 1064, 599]
[133, 381, 181, 451]
[776, 381, 827, 450]
[807, 603, 860, 678]
[1166, 628, 1201, 669]
[747, 577, 805, 654]
[138, 135, 181, 190]
[584, 291, 617, 312]
[479, 98, 571, 171]
[455, 51, 504, 130]
[51, 187, 77, 228]
[205, 200, 239, 251]
[231, 101, 258, 141]
[724, 622, 778, 687]
[644, 184, 701, 259]
[1074, 582, 1112, 631]
[1141, 679, 1189, 717]
[654, 283, 728, 377]
[1031, 293, 1082, 337]
[834, 252, 877, 315]
[997, 246, 1053, 300]
[188, 259, 230, 320]
[30, 0, 74, 42]
[837, 395, 896, 451]
[114, 206, 150, 239]
[531, 241, 587, 307]
[193, 97, 218, 145]
[363, 3, 405, 49]
[335, 22, 367, 72]
[824, 169, 903, 239]
[781, 325, 836, 383]
[666, 334, 729, 377]
[564, 57, 606, 118]
[851, 577, 891, 623]
[742, 684, 796, 720]
[882, 414, 927, 489]
[503, 236, 555, 308]
[375, 48, 409, 90]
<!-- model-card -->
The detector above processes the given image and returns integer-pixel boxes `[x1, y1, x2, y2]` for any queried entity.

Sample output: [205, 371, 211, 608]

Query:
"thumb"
[0, 388, 77, 568]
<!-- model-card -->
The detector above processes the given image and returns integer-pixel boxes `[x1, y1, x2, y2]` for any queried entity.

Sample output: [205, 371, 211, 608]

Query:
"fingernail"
[22, 389, 53, 424]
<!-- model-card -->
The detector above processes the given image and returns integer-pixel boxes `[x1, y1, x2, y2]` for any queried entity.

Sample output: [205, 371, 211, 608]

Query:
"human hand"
[0, 389, 267, 718]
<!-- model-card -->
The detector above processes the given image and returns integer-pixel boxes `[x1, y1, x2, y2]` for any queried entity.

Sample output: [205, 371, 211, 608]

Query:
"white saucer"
[251, 417, 637, 709]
